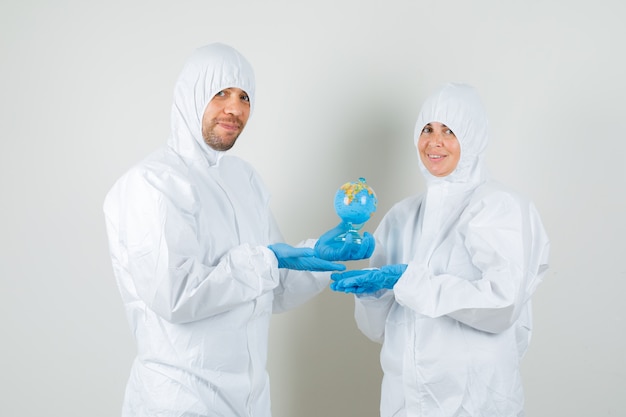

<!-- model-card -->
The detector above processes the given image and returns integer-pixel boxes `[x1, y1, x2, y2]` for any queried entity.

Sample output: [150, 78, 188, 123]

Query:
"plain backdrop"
[1, 1, 625, 416]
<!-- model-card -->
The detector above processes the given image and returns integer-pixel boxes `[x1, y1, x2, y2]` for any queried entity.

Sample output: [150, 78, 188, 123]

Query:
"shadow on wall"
[283, 104, 420, 416]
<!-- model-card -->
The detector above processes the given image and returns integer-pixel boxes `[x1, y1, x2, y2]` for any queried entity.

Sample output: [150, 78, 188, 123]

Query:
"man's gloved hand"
[268, 243, 346, 271]
[314, 222, 375, 262]
[330, 264, 408, 293]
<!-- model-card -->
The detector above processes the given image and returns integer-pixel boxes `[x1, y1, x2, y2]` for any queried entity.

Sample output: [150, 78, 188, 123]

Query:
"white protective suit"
[354, 83, 550, 417]
[103, 43, 328, 417]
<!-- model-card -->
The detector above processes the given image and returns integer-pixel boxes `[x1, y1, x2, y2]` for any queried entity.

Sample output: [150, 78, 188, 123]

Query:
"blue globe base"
[334, 229, 363, 245]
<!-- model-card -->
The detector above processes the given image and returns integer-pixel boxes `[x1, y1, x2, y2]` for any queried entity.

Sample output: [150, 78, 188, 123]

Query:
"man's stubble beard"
[202, 121, 242, 152]
[203, 130, 238, 151]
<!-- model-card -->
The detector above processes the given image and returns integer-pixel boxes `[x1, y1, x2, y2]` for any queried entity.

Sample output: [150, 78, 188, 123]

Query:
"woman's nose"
[429, 133, 443, 146]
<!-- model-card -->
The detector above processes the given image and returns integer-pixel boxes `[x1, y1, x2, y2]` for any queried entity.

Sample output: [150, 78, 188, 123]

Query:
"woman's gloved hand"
[314, 222, 375, 262]
[330, 264, 408, 293]
[268, 243, 346, 271]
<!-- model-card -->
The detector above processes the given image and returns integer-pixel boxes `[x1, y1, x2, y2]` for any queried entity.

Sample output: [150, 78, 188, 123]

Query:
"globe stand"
[334, 222, 364, 244]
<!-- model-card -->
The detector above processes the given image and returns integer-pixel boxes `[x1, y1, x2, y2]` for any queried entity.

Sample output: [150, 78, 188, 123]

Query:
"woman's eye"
[241, 94, 250, 102]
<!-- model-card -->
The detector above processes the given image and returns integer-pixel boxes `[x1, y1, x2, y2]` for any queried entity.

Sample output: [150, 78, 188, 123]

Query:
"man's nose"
[224, 98, 244, 116]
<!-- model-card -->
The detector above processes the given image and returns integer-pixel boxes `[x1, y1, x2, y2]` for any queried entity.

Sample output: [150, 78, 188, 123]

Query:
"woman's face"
[417, 122, 461, 177]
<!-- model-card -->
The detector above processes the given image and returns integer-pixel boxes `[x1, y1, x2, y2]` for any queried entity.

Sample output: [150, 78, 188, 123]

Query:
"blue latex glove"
[314, 222, 375, 262]
[330, 264, 408, 293]
[268, 243, 346, 271]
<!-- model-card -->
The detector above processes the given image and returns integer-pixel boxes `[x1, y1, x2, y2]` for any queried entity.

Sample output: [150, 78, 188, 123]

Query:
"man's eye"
[241, 94, 250, 102]
[215, 91, 226, 97]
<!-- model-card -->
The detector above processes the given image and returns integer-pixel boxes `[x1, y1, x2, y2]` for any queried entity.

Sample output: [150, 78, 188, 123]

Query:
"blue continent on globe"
[334, 177, 377, 226]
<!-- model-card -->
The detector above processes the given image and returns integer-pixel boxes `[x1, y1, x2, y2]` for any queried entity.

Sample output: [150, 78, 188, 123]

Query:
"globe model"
[334, 177, 377, 226]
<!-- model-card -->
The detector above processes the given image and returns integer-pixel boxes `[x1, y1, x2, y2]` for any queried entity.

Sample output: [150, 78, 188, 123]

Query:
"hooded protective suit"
[103, 43, 328, 417]
[354, 83, 550, 417]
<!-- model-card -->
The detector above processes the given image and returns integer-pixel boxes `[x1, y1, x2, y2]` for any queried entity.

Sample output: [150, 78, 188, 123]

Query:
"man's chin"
[203, 128, 242, 151]
[205, 137, 238, 152]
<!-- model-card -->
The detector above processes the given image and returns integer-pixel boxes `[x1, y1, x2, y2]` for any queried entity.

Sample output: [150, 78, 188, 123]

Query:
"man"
[103, 43, 372, 417]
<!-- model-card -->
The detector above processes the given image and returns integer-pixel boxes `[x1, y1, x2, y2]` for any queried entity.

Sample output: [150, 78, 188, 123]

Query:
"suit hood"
[414, 83, 489, 188]
[168, 43, 256, 166]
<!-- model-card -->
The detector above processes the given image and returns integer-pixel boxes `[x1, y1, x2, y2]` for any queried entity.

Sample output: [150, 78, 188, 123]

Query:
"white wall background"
[1, 1, 624, 416]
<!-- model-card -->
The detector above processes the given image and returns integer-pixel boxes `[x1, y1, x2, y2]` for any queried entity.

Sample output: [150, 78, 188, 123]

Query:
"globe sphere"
[334, 177, 377, 225]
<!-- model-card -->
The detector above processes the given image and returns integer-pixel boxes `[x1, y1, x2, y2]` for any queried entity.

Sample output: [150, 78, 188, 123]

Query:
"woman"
[331, 83, 550, 416]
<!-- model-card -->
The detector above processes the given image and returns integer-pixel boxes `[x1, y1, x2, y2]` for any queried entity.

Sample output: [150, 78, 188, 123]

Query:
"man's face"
[417, 122, 461, 177]
[201, 88, 251, 151]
